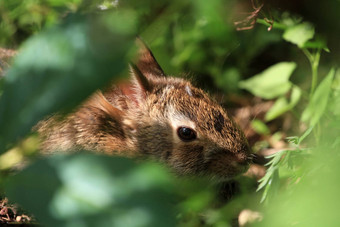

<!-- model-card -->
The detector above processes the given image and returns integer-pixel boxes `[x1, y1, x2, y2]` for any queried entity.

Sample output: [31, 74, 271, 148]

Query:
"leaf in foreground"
[265, 85, 301, 121]
[301, 68, 335, 126]
[5, 153, 176, 227]
[0, 14, 135, 153]
[239, 62, 297, 99]
[283, 22, 315, 48]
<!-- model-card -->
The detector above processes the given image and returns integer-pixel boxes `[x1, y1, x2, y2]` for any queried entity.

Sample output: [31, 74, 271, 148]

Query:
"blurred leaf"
[303, 39, 329, 52]
[102, 9, 138, 34]
[0, 14, 135, 153]
[180, 191, 213, 212]
[239, 62, 297, 99]
[298, 126, 314, 145]
[286, 127, 313, 149]
[193, 0, 229, 40]
[251, 119, 270, 135]
[0, 78, 4, 94]
[4, 155, 63, 225]
[265, 85, 302, 121]
[257, 150, 288, 203]
[283, 23, 315, 48]
[5, 153, 176, 227]
[215, 68, 241, 93]
[0, 135, 39, 170]
[286, 136, 299, 146]
[329, 69, 340, 116]
[301, 68, 335, 126]
[261, 146, 340, 227]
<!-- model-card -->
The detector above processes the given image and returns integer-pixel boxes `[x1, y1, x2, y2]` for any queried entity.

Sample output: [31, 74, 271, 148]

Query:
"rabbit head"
[101, 39, 252, 180]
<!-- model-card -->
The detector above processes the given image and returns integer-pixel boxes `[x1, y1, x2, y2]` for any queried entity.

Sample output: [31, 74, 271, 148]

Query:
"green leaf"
[329, 69, 340, 115]
[298, 126, 314, 145]
[251, 119, 270, 135]
[0, 14, 135, 153]
[259, 169, 280, 203]
[257, 150, 288, 202]
[260, 145, 340, 226]
[265, 85, 302, 121]
[5, 154, 176, 227]
[239, 62, 297, 99]
[214, 68, 241, 93]
[286, 127, 313, 148]
[265, 150, 286, 166]
[286, 136, 299, 145]
[301, 68, 335, 126]
[283, 23, 315, 48]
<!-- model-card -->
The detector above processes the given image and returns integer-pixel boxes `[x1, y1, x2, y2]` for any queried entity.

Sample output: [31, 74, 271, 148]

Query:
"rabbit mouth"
[205, 158, 250, 181]
[208, 167, 249, 182]
[230, 161, 250, 176]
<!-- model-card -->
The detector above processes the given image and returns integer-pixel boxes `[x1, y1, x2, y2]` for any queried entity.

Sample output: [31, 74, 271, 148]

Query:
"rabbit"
[37, 39, 253, 180]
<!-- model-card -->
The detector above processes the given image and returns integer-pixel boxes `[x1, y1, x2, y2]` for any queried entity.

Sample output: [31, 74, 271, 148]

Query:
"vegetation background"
[0, 0, 339, 226]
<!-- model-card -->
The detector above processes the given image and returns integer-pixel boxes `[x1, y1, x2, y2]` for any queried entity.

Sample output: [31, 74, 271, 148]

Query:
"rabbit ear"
[110, 38, 163, 107]
[119, 63, 154, 107]
[135, 37, 165, 79]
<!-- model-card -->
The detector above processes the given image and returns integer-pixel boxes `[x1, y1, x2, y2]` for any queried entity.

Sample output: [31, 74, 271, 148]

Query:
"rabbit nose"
[242, 143, 252, 155]
[235, 153, 251, 166]
[236, 144, 253, 165]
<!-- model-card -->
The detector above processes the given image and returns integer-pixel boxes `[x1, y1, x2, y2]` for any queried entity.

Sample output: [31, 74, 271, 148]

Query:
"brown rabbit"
[37, 39, 252, 180]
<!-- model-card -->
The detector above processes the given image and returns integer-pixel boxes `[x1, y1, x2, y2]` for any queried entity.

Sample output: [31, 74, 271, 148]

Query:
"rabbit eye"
[177, 127, 197, 142]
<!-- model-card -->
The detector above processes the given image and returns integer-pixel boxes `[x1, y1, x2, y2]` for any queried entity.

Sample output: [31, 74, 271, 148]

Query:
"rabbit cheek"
[136, 122, 173, 158]
[167, 144, 205, 175]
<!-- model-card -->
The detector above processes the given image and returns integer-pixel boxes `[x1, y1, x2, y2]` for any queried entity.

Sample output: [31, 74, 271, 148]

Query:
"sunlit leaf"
[283, 23, 315, 47]
[301, 68, 335, 126]
[265, 85, 301, 121]
[251, 119, 270, 135]
[239, 62, 297, 99]
[329, 69, 340, 115]
[298, 126, 314, 145]
[261, 148, 340, 226]
[257, 150, 288, 202]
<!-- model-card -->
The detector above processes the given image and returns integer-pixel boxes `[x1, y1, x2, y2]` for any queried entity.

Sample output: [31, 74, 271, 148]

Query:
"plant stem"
[302, 48, 322, 144]
[310, 49, 321, 97]
[302, 48, 321, 98]
[302, 49, 313, 62]
[256, 18, 287, 30]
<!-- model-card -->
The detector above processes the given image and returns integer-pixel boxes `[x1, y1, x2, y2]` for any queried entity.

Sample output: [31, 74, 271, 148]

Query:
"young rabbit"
[37, 39, 252, 180]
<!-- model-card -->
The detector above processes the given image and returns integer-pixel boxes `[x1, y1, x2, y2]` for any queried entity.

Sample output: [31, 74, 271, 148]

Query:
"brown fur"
[36, 39, 252, 180]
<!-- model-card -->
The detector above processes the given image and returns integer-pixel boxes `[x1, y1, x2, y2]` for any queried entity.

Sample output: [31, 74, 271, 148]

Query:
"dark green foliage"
[5, 154, 176, 227]
[0, 14, 134, 153]
[0, 0, 339, 226]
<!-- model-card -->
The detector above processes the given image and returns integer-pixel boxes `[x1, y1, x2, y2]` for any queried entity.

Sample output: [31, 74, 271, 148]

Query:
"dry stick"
[234, 0, 264, 31]
[234, 0, 275, 31]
